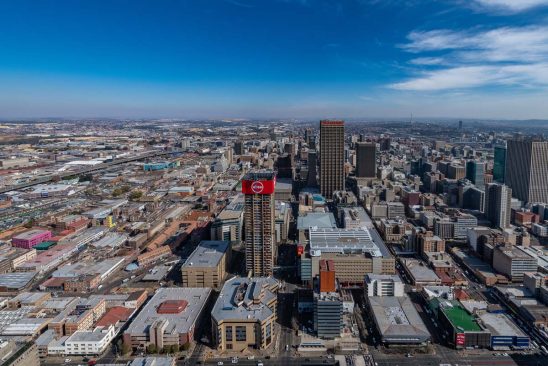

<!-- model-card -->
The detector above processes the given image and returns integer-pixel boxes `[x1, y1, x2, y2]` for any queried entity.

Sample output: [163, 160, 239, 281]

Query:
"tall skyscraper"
[493, 145, 506, 183]
[319, 120, 344, 198]
[234, 141, 244, 155]
[242, 171, 276, 277]
[506, 139, 548, 203]
[466, 160, 485, 188]
[485, 183, 512, 229]
[307, 150, 318, 187]
[355, 142, 376, 178]
[379, 137, 391, 151]
[305, 128, 316, 149]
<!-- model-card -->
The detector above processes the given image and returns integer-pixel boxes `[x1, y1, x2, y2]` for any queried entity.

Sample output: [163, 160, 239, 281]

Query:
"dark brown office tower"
[234, 141, 244, 155]
[379, 137, 391, 151]
[242, 171, 276, 277]
[355, 142, 376, 178]
[275, 154, 294, 179]
[319, 120, 344, 198]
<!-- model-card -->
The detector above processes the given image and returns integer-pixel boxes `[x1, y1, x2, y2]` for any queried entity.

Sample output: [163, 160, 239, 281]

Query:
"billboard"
[456, 333, 465, 346]
[241, 178, 276, 195]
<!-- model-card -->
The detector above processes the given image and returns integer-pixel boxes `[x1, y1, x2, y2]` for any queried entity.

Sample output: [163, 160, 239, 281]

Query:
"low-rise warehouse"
[478, 312, 530, 350]
[368, 296, 431, 345]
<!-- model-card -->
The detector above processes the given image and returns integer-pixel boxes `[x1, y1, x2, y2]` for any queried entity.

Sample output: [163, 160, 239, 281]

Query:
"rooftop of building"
[478, 312, 527, 337]
[242, 170, 275, 181]
[129, 357, 175, 366]
[66, 327, 113, 343]
[52, 257, 125, 279]
[125, 287, 211, 336]
[297, 212, 337, 231]
[212, 276, 279, 323]
[181, 240, 229, 269]
[365, 274, 402, 283]
[12, 229, 50, 240]
[497, 245, 536, 260]
[401, 258, 441, 283]
[438, 300, 482, 332]
[309, 227, 390, 257]
[368, 296, 430, 339]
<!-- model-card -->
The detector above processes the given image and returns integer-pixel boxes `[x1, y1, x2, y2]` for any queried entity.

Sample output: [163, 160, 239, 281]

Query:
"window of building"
[235, 326, 246, 342]
[225, 326, 233, 342]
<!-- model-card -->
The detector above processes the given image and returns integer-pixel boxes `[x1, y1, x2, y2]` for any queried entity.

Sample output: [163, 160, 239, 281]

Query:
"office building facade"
[506, 139, 548, 203]
[466, 160, 485, 188]
[307, 150, 318, 187]
[355, 142, 376, 178]
[485, 183, 512, 229]
[493, 145, 506, 183]
[313, 292, 343, 339]
[319, 120, 345, 198]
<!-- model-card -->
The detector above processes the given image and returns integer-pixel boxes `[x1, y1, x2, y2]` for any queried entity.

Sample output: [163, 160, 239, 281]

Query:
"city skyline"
[2, 0, 548, 119]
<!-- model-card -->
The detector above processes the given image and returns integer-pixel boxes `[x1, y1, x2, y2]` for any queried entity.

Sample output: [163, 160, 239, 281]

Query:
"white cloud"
[409, 57, 445, 65]
[472, 0, 548, 13]
[394, 25, 548, 91]
[390, 63, 548, 91]
[403, 26, 548, 63]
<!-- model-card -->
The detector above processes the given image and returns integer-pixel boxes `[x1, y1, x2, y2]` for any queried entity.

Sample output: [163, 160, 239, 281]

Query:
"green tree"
[146, 344, 157, 354]
[129, 190, 143, 200]
[181, 342, 191, 351]
[121, 343, 132, 355]
[112, 188, 122, 197]
[23, 219, 35, 228]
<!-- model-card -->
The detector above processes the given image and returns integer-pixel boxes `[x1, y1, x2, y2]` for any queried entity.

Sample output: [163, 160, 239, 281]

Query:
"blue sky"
[1, 0, 548, 119]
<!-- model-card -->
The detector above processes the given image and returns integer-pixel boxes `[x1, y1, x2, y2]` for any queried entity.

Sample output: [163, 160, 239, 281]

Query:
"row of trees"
[112, 185, 143, 200]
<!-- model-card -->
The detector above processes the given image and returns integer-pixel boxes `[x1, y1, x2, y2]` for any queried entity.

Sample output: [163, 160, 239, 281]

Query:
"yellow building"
[181, 241, 231, 289]
[212, 277, 279, 352]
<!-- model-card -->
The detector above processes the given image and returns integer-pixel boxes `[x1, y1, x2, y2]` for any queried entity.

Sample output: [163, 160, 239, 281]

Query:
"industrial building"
[11, 229, 52, 249]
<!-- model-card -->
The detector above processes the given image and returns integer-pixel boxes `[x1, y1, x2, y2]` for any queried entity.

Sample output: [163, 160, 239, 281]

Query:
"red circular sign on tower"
[251, 181, 264, 194]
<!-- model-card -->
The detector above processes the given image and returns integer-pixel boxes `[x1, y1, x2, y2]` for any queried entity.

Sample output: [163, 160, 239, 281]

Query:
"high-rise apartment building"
[493, 145, 506, 183]
[319, 120, 344, 198]
[355, 142, 376, 178]
[506, 139, 548, 203]
[485, 183, 512, 229]
[242, 171, 276, 277]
